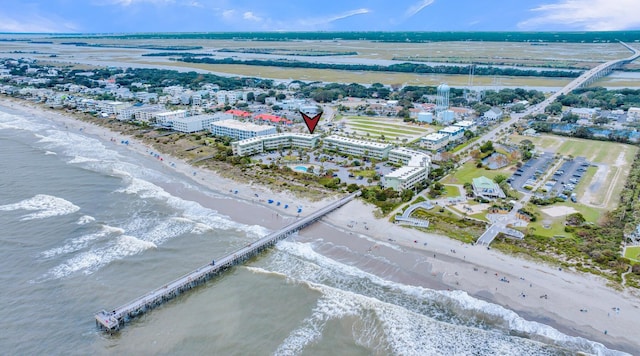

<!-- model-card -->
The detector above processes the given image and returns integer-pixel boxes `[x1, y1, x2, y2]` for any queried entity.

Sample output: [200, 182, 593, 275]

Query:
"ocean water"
[0, 106, 626, 355]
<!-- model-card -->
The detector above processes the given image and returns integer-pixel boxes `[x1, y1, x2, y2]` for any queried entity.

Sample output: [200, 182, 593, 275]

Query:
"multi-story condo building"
[384, 165, 429, 191]
[323, 135, 392, 160]
[384, 148, 431, 191]
[438, 125, 465, 142]
[388, 147, 431, 166]
[420, 133, 449, 151]
[171, 114, 220, 133]
[155, 110, 187, 127]
[232, 133, 321, 156]
[210, 119, 276, 141]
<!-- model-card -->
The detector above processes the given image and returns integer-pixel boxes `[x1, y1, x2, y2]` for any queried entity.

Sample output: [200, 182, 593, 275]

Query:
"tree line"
[178, 57, 580, 78]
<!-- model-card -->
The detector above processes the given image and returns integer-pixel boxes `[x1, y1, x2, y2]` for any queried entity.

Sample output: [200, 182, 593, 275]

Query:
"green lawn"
[443, 184, 462, 198]
[624, 246, 640, 262]
[528, 219, 568, 238]
[348, 119, 428, 132]
[350, 169, 377, 178]
[348, 123, 426, 136]
[510, 135, 638, 165]
[443, 161, 512, 185]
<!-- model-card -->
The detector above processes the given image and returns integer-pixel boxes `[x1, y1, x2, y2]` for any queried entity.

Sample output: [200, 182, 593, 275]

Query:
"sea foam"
[41, 224, 124, 258]
[0, 194, 80, 221]
[268, 241, 626, 356]
[45, 235, 156, 279]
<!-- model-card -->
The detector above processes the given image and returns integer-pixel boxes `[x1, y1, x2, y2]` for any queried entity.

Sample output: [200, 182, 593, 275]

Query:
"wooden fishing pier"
[95, 191, 359, 332]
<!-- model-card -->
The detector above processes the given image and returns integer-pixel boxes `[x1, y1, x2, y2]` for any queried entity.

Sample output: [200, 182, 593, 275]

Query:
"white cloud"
[0, 14, 78, 33]
[243, 11, 262, 22]
[519, 0, 640, 31]
[222, 9, 236, 19]
[292, 8, 370, 29]
[405, 0, 435, 18]
[326, 8, 371, 23]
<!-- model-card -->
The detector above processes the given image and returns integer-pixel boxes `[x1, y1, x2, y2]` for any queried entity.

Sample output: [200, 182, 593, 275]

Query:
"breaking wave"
[0, 194, 80, 221]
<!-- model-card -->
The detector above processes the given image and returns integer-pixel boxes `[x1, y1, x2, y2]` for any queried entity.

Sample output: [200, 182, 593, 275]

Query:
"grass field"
[527, 199, 603, 238]
[510, 134, 638, 165]
[443, 184, 462, 198]
[442, 161, 512, 185]
[341, 116, 431, 141]
[624, 246, 640, 262]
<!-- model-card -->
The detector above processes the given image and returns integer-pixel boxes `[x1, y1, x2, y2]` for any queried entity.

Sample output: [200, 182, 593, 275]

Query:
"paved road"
[457, 41, 640, 160]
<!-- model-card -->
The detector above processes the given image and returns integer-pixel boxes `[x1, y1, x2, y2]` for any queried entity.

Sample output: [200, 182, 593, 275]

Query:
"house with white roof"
[438, 125, 465, 142]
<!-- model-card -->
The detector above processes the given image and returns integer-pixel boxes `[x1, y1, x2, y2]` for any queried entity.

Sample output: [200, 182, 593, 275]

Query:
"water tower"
[436, 83, 450, 115]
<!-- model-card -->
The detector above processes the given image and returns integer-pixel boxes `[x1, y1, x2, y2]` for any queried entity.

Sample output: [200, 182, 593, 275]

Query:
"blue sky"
[1, 0, 639, 33]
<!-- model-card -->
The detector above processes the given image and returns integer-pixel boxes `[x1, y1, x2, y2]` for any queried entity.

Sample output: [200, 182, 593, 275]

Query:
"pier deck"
[95, 191, 359, 332]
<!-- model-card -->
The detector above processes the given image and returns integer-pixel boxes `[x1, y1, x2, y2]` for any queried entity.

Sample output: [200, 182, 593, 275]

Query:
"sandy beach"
[2, 97, 639, 353]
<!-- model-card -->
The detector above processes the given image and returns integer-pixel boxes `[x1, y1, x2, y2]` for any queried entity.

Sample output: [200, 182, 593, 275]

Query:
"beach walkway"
[95, 191, 360, 332]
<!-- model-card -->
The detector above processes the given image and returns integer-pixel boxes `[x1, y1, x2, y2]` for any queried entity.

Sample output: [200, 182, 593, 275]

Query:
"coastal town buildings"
[323, 135, 392, 160]
[171, 114, 220, 133]
[453, 120, 477, 132]
[420, 132, 449, 151]
[232, 133, 320, 156]
[570, 107, 598, 120]
[210, 119, 276, 140]
[384, 166, 429, 191]
[155, 110, 187, 127]
[384, 148, 431, 191]
[472, 176, 506, 199]
[483, 107, 504, 121]
[438, 125, 466, 142]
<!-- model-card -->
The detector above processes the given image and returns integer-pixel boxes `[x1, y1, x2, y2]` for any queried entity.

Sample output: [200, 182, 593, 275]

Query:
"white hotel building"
[155, 110, 187, 127]
[232, 133, 321, 156]
[323, 135, 392, 160]
[384, 148, 431, 191]
[210, 119, 276, 141]
[171, 114, 220, 133]
[420, 132, 449, 151]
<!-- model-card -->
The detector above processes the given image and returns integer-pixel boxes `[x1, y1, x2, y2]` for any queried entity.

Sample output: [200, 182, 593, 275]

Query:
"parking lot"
[508, 152, 554, 193]
[546, 157, 590, 201]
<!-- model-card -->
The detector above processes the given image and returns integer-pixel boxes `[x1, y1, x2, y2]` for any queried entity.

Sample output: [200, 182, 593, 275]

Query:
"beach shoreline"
[2, 96, 639, 353]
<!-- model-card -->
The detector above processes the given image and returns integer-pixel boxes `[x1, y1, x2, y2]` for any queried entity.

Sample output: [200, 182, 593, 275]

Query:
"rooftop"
[439, 125, 465, 134]
[236, 133, 321, 145]
[385, 166, 425, 179]
[324, 135, 392, 149]
[212, 119, 274, 131]
[454, 120, 475, 127]
[472, 176, 497, 189]
[226, 109, 252, 117]
[422, 132, 449, 141]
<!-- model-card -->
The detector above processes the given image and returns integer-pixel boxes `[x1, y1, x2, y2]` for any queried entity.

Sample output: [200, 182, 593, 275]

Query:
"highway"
[457, 41, 640, 158]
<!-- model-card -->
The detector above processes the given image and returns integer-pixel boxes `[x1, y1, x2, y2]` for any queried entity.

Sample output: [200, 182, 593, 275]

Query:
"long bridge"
[95, 191, 360, 332]
[458, 41, 640, 160]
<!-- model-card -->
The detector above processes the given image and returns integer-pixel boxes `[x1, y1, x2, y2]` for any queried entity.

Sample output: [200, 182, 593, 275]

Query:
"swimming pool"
[294, 166, 308, 172]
